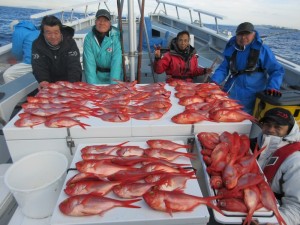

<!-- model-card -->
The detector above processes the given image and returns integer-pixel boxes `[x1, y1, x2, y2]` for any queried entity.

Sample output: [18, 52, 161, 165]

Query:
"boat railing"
[29, 0, 110, 26]
[153, 0, 224, 33]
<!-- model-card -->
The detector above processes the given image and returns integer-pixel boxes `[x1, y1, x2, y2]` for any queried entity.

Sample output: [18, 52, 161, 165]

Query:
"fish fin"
[164, 199, 174, 217]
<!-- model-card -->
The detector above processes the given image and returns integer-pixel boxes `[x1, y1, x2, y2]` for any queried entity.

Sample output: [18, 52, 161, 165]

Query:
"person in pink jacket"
[154, 30, 211, 83]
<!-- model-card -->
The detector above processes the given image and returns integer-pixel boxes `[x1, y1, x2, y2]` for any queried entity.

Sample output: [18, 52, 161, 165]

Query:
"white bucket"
[4, 151, 68, 219]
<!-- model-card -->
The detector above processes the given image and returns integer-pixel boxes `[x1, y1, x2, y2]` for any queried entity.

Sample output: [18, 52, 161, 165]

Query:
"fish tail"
[121, 199, 142, 208]
[203, 198, 224, 215]
[79, 122, 90, 129]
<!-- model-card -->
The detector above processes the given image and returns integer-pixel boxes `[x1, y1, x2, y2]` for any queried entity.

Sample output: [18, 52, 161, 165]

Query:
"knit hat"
[260, 107, 295, 127]
[95, 9, 111, 21]
[236, 22, 254, 34]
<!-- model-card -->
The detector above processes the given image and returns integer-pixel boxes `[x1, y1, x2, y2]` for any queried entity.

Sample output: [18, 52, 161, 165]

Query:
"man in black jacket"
[32, 15, 82, 88]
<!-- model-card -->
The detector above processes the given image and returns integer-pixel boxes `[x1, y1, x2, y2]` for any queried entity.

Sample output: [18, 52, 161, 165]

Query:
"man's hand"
[205, 68, 213, 74]
[264, 89, 282, 97]
[154, 45, 161, 59]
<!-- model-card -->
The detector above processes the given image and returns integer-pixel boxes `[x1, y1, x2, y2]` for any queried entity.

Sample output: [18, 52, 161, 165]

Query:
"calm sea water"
[1, 6, 299, 65]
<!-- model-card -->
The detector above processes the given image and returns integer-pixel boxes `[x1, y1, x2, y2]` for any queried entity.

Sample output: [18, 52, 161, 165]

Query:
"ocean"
[1, 6, 300, 65]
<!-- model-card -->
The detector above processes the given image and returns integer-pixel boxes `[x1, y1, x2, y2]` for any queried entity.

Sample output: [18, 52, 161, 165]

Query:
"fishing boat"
[0, 0, 299, 224]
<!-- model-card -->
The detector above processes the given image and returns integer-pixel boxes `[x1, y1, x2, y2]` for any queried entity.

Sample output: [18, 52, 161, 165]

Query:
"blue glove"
[264, 89, 282, 97]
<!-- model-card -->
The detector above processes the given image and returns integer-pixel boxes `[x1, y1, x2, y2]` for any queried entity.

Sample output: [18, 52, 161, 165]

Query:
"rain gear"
[12, 21, 39, 64]
[255, 121, 300, 225]
[211, 31, 284, 114]
[83, 26, 122, 84]
[31, 26, 82, 83]
[154, 38, 206, 81]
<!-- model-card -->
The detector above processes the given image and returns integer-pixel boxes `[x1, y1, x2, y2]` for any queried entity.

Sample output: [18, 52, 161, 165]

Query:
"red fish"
[197, 132, 220, 150]
[217, 198, 248, 213]
[44, 117, 90, 129]
[243, 185, 261, 225]
[143, 189, 223, 215]
[59, 194, 141, 216]
[76, 160, 136, 177]
[144, 148, 196, 161]
[66, 172, 105, 186]
[178, 96, 205, 106]
[64, 180, 122, 196]
[171, 110, 208, 124]
[115, 146, 145, 157]
[98, 112, 130, 122]
[113, 182, 156, 198]
[209, 109, 257, 122]
[156, 172, 196, 191]
[258, 181, 287, 225]
[131, 111, 163, 120]
[81, 141, 129, 154]
[24, 107, 70, 117]
[146, 139, 190, 150]
[14, 115, 47, 128]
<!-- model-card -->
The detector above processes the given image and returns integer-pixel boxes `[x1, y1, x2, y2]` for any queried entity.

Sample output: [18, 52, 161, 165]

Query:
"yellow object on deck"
[253, 90, 300, 123]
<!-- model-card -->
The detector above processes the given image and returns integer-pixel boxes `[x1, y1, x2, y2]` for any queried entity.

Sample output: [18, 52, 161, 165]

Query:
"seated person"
[252, 107, 300, 225]
[31, 15, 82, 88]
[3, 20, 39, 83]
[154, 30, 211, 83]
[83, 9, 122, 84]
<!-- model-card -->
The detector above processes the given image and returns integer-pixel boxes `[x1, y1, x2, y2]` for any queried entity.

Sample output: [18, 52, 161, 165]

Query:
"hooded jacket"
[83, 26, 122, 84]
[154, 38, 206, 80]
[256, 121, 300, 225]
[31, 26, 82, 83]
[12, 21, 40, 64]
[211, 31, 284, 114]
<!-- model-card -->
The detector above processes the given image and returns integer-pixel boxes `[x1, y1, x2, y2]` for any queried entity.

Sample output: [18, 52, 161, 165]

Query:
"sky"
[0, 0, 299, 29]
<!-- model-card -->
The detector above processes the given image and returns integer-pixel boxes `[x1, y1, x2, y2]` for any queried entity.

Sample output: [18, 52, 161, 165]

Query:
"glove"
[264, 89, 282, 97]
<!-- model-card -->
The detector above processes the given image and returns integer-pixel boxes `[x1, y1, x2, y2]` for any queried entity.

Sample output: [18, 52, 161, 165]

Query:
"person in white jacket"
[253, 107, 300, 225]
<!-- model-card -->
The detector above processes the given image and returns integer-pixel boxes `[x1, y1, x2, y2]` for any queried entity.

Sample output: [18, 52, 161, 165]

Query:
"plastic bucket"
[4, 151, 68, 219]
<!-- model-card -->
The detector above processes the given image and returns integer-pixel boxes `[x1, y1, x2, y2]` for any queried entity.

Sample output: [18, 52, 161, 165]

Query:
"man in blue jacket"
[211, 22, 284, 114]
[83, 9, 122, 84]
[3, 20, 39, 83]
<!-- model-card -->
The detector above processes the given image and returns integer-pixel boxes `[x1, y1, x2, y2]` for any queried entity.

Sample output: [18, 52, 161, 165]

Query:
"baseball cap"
[95, 9, 111, 21]
[260, 107, 295, 127]
[236, 22, 254, 34]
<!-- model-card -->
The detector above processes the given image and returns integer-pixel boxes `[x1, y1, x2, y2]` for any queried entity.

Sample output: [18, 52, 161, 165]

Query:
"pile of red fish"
[197, 131, 287, 225]
[170, 81, 256, 124]
[59, 139, 222, 217]
[14, 80, 172, 128]
[14, 80, 257, 129]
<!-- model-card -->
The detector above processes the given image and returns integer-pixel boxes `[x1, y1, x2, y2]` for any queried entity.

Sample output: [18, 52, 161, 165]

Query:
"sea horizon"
[0, 5, 299, 65]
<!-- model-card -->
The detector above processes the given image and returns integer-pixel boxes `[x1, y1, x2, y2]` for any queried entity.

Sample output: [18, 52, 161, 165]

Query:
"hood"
[169, 37, 196, 55]
[62, 25, 75, 39]
[283, 119, 300, 142]
[224, 30, 263, 57]
[15, 21, 38, 31]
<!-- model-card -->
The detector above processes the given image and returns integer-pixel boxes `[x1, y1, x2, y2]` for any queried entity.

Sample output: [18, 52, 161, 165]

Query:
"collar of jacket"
[169, 38, 196, 59]
[92, 26, 111, 37]
[224, 30, 263, 57]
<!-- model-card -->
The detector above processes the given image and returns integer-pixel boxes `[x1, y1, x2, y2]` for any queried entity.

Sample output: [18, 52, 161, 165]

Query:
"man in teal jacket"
[83, 9, 122, 84]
